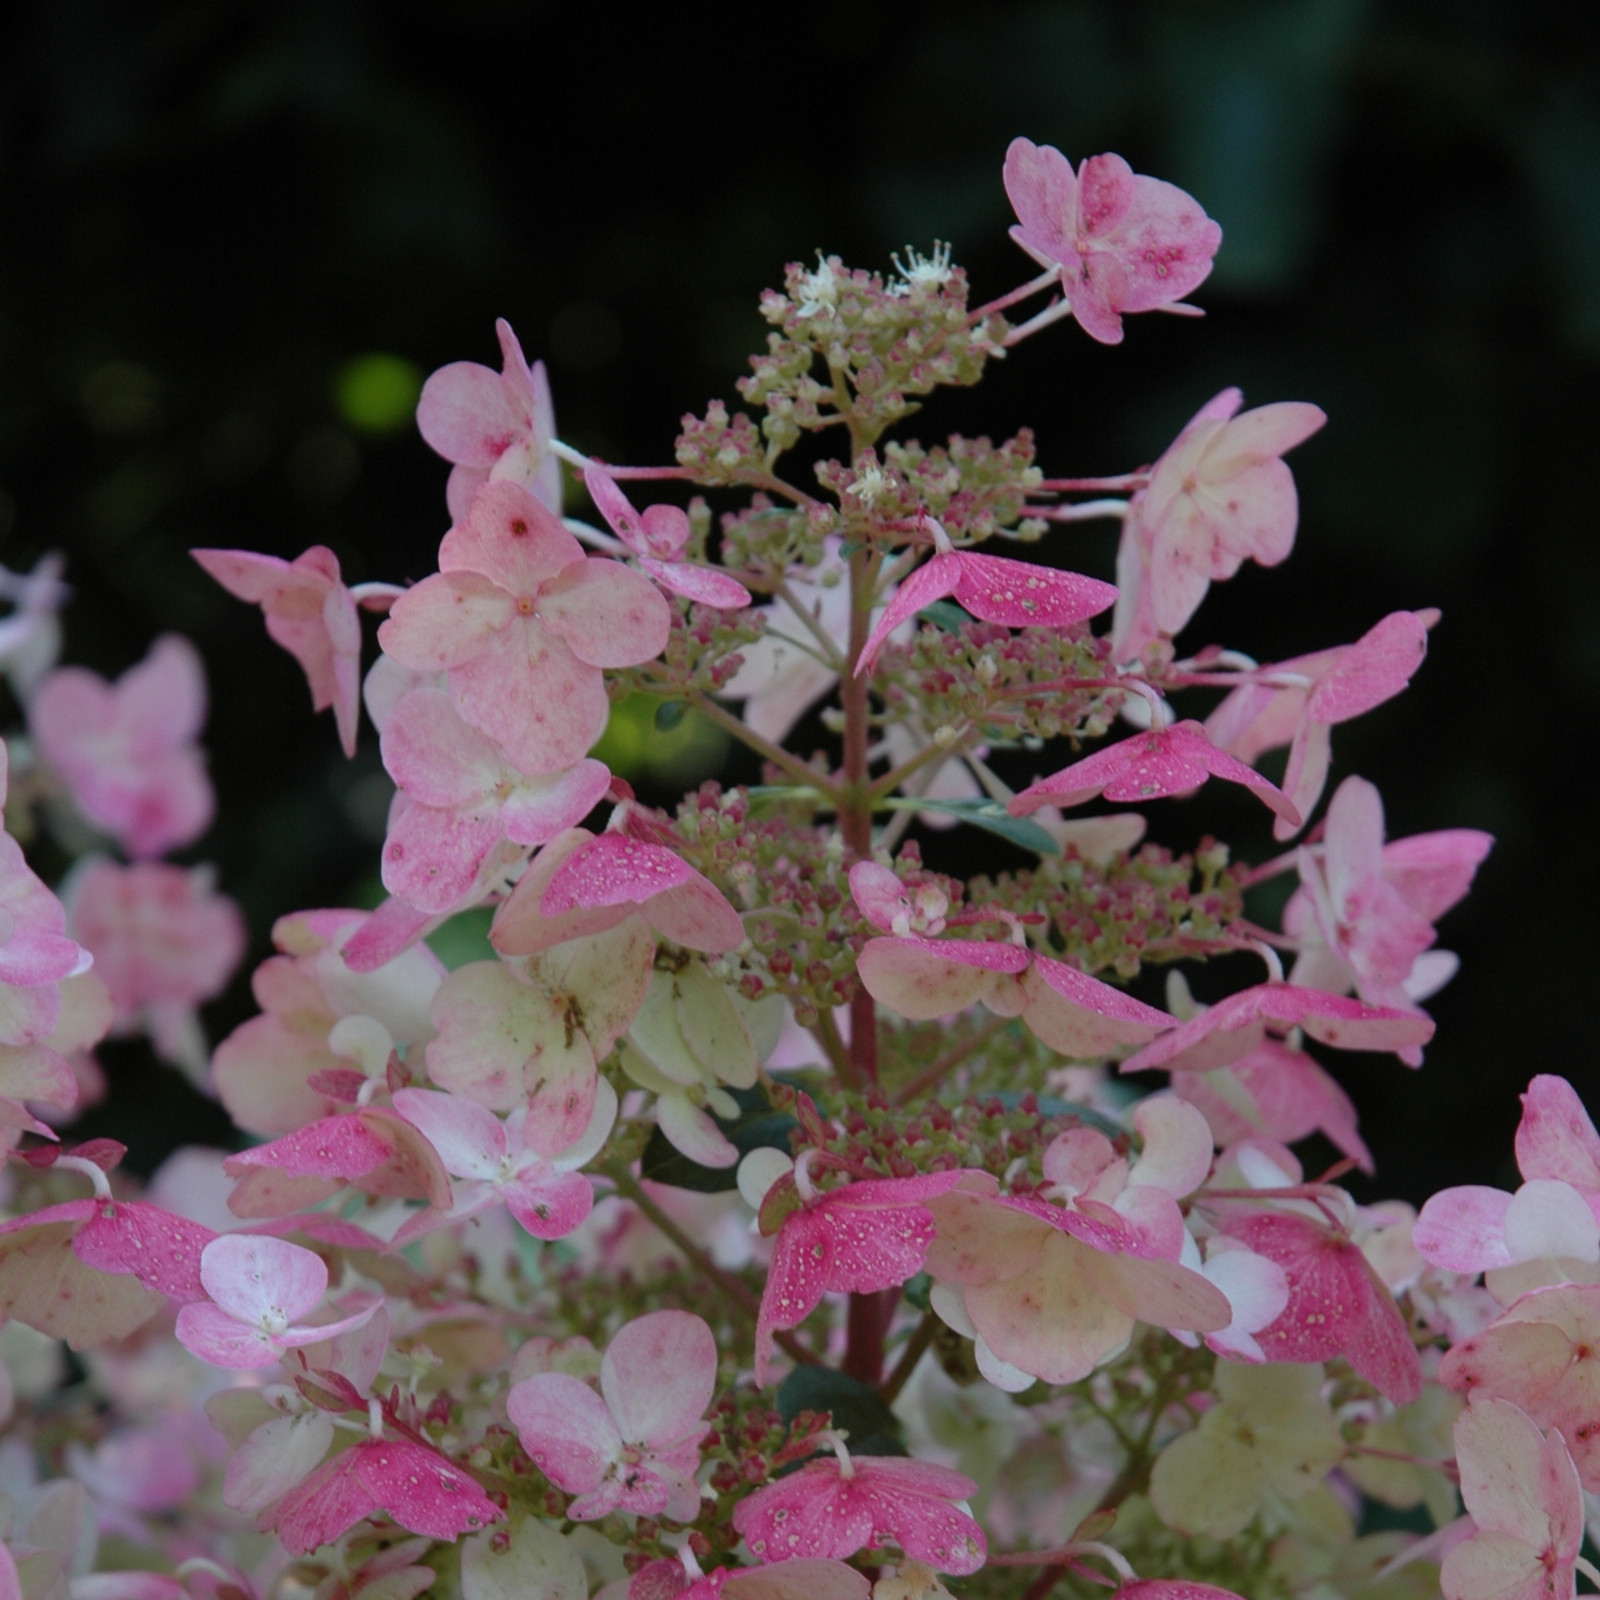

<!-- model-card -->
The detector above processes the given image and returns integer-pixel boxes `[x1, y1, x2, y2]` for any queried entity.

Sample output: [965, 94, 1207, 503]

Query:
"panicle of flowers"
[3, 135, 1566, 1600]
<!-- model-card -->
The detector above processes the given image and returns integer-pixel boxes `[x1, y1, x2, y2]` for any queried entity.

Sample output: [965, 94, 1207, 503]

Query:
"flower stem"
[891, 1012, 1012, 1106]
[878, 1310, 940, 1404]
[687, 690, 840, 799]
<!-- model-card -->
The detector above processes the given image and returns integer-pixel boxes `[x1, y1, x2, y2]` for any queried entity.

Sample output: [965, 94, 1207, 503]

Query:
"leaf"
[915, 599, 972, 633]
[776, 1366, 905, 1457]
[426, 907, 496, 971]
[881, 796, 1060, 856]
[640, 1086, 798, 1193]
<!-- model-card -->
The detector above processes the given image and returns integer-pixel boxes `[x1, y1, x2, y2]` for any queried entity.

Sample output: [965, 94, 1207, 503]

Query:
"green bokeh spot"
[592, 693, 729, 787]
[336, 353, 424, 434]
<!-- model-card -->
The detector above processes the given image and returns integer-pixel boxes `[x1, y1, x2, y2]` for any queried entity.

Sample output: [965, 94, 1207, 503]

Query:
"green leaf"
[881, 796, 1059, 856]
[639, 1086, 798, 1193]
[425, 907, 496, 970]
[915, 599, 972, 633]
[776, 1366, 906, 1457]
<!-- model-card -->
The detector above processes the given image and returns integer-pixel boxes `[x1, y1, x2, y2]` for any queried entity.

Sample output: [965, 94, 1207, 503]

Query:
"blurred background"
[1, 0, 1595, 1199]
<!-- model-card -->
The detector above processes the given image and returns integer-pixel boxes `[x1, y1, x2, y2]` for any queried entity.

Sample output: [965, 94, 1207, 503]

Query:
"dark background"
[2, 0, 1595, 1200]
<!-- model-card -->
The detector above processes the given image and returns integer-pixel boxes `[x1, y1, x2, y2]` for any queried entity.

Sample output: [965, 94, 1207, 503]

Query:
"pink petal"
[450, 620, 609, 774]
[391, 1088, 507, 1181]
[174, 1301, 287, 1368]
[536, 560, 671, 669]
[506, 1371, 621, 1494]
[500, 761, 611, 846]
[381, 792, 502, 912]
[191, 548, 293, 603]
[1515, 1075, 1600, 1192]
[601, 1309, 716, 1449]
[1127, 1094, 1215, 1198]
[353, 1437, 501, 1540]
[1382, 828, 1494, 922]
[417, 361, 522, 466]
[225, 1114, 396, 1183]
[542, 833, 695, 913]
[856, 555, 962, 678]
[756, 1208, 833, 1383]
[1022, 956, 1173, 1055]
[199, 1232, 328, 1325]
[1305, 611, 1431, 725]
[951, 552, 1117, 628]
[502, 1167, 594, 1240]
[1227, 1212, 1421, 1402]
[382, 689, 502, 807]
[1003, 138, 1079, 268]
[856, 936, 1019, 1020]
[70, 1201, 214, 1300]
[441, 482, 585, 595]
[638, 557, 752, 609]
[378, 571, 516, 672]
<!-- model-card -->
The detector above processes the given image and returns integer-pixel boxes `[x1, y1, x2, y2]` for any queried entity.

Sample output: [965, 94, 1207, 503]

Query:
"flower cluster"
[3, 135, 1580, 1600]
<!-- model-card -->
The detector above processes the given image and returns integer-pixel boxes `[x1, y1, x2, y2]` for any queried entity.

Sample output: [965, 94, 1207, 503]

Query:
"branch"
[687, 690, 841, 798]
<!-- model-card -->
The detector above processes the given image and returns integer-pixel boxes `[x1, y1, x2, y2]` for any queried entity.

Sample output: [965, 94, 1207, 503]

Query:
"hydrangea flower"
[417, 316, 561, 524]
[30, 635, 213, 859]
[507, 1309, 717, 1521]
[1003, 139, 1222, 344]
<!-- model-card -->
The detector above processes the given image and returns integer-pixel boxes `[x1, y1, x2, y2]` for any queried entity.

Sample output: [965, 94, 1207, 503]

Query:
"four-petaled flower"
[508, 1309, 717, 1521]
[1003, 139, 1222, 344]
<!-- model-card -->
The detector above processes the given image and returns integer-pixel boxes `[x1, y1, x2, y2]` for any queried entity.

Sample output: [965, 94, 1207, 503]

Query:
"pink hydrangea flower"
[849, 864, 1174, 1060]
[388, 1078, 616, 1246]
[1414, 1076, 1600, 1301]
[64, 858, 246, 1081]
[583, 464, 753, 608]
[1110, 389, 1325, 659]
[1204, 611, 1435, 835]
[261, 1433, 502, 1554]
[1438, 1283, 1600, 1492]
[175, 1233, 379, 1370]
[0, 1181, 216, 1348]
[733, 1443, 987, 1575]
[378, 687, 611, 913]
[211, 908, 444, 1136]
[1008, 721, 1301, 829]
[507, 1308, 717, 1521]
[754, 1167, 971, 1384]
[1119, 979, 1435, 1076]
[30, 635, 213, 858]
[855, 525, 1117, 679]
[378, 481, 669, 774]
[191, 546, 400, 757]
[1441, 1395, 1584, 1600]
[1, 824, 92, 1051]
[924, 1175, 1230, 1390]
[1003, 139, 1222, 344]
[417, 317, 561, 524]
[1218, 1210, 1422, 1403]
[1287, 777, 1492, 1055]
